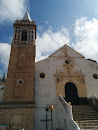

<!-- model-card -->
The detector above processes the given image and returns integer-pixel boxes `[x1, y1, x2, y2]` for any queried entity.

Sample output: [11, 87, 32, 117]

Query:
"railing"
[58, 94, 80, 130]
[88, 95, 98, 111]
[59, 94, 72, 118]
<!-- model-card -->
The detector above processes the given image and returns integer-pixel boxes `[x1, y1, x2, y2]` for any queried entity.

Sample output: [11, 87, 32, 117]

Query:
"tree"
[0, 73, 6, 82]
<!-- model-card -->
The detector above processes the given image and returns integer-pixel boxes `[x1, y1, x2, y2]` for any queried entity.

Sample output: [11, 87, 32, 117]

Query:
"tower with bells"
[3, 11, 36, 103]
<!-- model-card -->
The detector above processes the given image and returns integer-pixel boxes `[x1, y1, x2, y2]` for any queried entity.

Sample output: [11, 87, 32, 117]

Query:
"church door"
[65, 82, 79, 105]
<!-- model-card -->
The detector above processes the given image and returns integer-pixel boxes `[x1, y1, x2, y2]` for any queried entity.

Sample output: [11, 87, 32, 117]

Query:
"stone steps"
[74, 114, 98, 117]
[80, 126, 98, 130]
[74, 118, 98, 121]
[72, 105, 98, 130]
[77, 121, 98, 130]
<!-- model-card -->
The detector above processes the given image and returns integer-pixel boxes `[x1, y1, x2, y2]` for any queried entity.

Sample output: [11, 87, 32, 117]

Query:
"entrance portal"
[65, 82, 79, 105]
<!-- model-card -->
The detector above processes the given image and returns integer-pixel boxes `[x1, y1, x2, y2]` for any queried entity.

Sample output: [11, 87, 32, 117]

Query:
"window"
[15, 34, 16, 39]
[18, 35, 20, 39]
[17, 79, 24, 85]
[65, 60, 70, 64]
[93, 74, 98, 79]
[21, 30, 27, 41]
[40, 73, 45, 78]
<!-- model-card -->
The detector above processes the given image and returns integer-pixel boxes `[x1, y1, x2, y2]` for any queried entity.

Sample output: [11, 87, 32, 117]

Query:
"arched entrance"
[65, 82, 79, 105]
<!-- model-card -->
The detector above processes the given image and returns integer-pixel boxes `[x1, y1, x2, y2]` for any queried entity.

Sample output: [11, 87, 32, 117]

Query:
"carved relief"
[54, 57, 87, 98]
[62, 47, 68, 57]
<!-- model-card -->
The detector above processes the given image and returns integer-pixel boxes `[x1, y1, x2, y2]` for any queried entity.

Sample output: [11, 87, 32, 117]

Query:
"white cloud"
[73, 17, 98, 62]
[1, 17, 98, 75]
[0, 0, 27, 23]
[36, 27, 70, 61]
[0, 43, 11, 72]
[37, 26, 44, 31]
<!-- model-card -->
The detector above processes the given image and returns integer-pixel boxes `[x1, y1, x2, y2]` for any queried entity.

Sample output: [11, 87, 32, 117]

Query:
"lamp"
[49, 105, 54, 130]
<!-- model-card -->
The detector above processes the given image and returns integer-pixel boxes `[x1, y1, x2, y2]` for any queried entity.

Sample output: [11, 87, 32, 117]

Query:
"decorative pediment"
[54, 60, 85, 84]
[49, 44, 84, 58]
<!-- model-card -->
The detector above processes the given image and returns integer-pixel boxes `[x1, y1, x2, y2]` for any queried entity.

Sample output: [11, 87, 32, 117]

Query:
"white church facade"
[0, 11, 98, 130]
[35, 44, 98, 130]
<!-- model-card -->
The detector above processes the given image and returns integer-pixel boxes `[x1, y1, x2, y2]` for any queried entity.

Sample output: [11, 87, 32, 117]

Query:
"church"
[0, 11, 98, 130]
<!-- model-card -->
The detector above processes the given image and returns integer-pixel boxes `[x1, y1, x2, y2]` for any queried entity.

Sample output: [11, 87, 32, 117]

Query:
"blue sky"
[0, 0, 98, 75]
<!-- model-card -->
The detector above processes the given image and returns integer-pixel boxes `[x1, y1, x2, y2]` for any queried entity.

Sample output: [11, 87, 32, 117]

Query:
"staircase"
[72, 105, 98, 130]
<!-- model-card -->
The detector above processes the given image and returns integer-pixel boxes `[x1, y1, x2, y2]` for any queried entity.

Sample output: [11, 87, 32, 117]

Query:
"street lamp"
[49, 105, 54, 130]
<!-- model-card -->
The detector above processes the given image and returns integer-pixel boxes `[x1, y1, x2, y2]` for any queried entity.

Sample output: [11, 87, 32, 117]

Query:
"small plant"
[0, 73, 6, 82]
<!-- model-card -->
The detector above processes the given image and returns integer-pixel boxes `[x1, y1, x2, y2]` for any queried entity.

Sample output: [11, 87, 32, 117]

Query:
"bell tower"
[3, 11, 36, 103]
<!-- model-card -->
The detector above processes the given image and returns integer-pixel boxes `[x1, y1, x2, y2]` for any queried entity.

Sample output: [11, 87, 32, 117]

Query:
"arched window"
[21, 30, 27, 41]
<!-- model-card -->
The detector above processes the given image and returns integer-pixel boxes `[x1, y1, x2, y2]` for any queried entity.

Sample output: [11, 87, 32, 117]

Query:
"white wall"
[35, 57, 98, 104]
[35, 45, 98, 130]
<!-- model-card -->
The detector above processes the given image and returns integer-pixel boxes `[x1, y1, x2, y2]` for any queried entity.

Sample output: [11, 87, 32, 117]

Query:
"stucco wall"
[35, 49, 98, 102]
[35, 45, 98, 129]
[35, 57, 98, 103]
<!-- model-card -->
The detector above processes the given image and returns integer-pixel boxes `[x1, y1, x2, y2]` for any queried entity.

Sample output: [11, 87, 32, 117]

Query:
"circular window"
[40, 73, 45, 78]
[17, 79, 23, 85]
[93, 74, 98, 79]
[65, 60, 70, 64]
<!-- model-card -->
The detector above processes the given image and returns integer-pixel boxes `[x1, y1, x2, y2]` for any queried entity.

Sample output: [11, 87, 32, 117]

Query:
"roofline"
[49, 44, 85, 58]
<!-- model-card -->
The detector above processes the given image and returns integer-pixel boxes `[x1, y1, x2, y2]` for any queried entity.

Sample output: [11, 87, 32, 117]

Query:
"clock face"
[22, 30, 27, 41]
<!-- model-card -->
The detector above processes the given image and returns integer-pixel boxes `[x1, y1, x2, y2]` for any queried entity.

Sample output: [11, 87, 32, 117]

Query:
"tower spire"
[22, 10, 32, 21]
